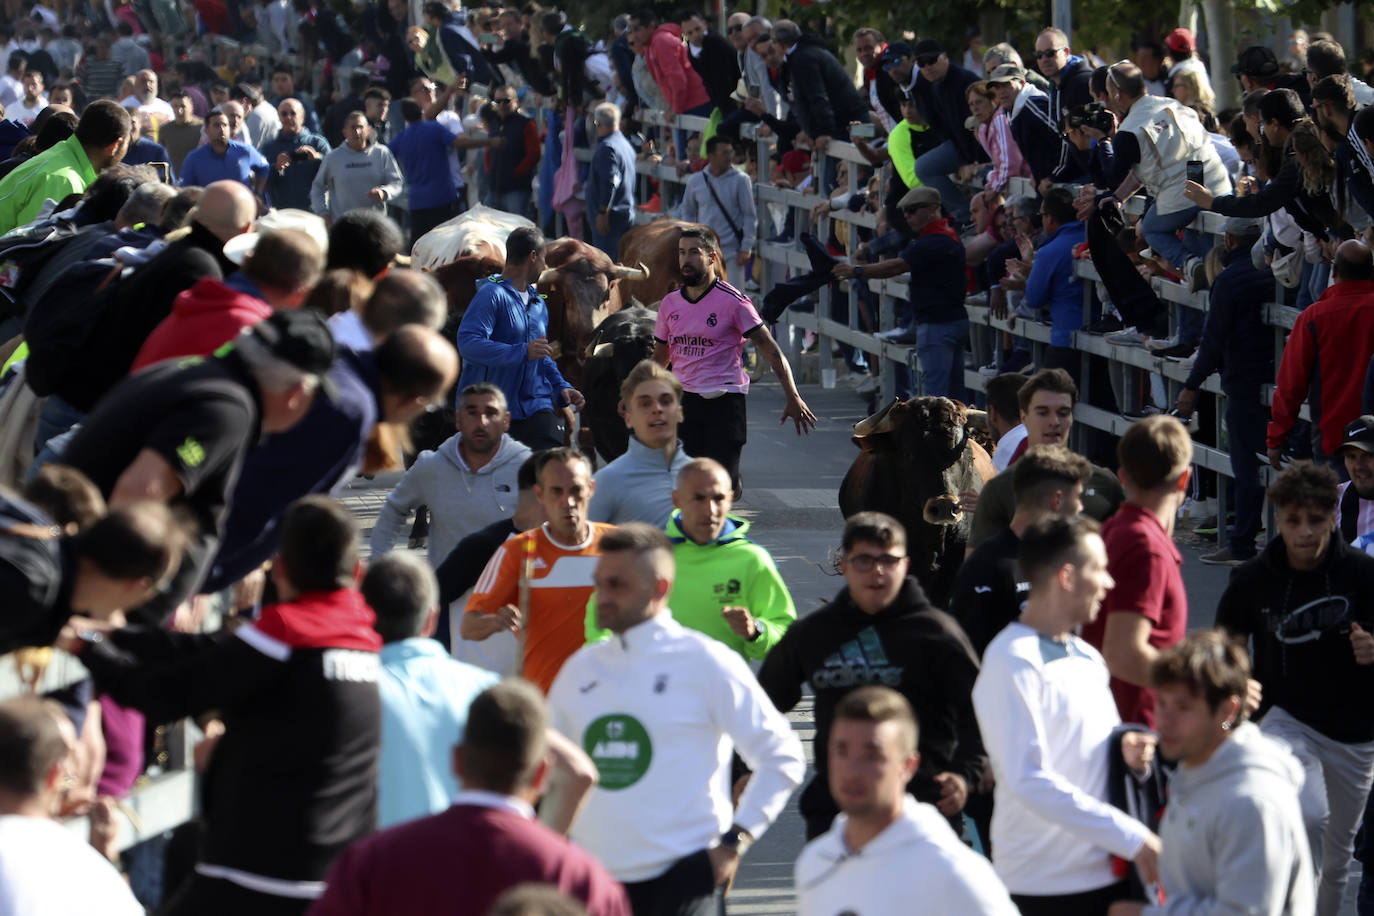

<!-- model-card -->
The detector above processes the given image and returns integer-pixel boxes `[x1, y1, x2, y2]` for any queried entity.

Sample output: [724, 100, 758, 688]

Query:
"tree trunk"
[1202, 0, 1237, 111]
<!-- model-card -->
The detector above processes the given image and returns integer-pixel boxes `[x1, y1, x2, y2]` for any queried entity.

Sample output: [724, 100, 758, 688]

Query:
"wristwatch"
[718, 824, 752, 853]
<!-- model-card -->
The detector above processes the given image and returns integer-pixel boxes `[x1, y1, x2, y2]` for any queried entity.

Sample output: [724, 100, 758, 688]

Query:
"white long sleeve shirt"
[797, 796, 1019, 916]
[548, 612, 804, 882]
[972, 621, 1152, 896]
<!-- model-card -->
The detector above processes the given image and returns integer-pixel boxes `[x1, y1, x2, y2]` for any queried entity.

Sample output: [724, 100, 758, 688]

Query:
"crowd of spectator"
[5, 3, 1374, 916]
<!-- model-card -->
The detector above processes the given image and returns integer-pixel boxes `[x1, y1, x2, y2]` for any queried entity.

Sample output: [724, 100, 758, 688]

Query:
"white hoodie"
[548, 613, 805, 882]
[796, 796, 1019, 916]
[369, 433, 532, 565]
[1143, 722, 1314, 916]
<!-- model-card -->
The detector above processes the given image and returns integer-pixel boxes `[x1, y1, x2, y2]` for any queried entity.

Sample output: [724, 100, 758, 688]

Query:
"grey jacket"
[310, 142, 405, 219]
[369, 433, 532, 566]
[741, 46, 782, 120]
[680, 166, 756, 259]
[1143, 722, 1314, 916]
[588, 436, 691, 527]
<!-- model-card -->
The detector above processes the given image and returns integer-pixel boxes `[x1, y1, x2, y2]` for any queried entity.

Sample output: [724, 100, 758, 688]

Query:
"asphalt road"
[345, 375, 1362, 914]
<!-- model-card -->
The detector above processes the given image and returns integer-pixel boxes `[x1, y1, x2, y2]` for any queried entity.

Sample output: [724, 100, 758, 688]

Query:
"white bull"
[409, 204, 537, 270]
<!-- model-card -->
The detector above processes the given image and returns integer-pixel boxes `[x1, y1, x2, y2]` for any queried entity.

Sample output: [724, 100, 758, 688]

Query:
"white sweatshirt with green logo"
[547, 613, 805, 882]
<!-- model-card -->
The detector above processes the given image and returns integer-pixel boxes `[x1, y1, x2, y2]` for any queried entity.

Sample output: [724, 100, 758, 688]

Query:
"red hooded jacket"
[132, 277, 272, 371]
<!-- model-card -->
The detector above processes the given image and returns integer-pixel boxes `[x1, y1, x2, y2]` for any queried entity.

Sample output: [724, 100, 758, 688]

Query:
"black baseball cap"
[913, 38, 943, 58]
[879, 41, 912, 68]
[1232, 46, 1279, 79]
[247, 310, 339, 400]
[1341, 416, 1374, 454]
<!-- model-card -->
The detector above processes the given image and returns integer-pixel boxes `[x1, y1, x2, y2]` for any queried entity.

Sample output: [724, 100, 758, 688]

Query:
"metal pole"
[1052, 0, 1072, 44]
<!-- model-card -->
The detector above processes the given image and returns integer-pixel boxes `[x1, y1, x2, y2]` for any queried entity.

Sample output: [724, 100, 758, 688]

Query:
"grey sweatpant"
[1262, 705, 1374, 916]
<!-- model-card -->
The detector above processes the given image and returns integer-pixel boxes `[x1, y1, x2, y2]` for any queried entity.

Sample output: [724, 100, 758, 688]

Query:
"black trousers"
[411, 200, 459, 243]
[161, 874, 312, 916]
[509, 408, 566, 450]
[1011, 879, 1133, 916]
[680, 392, 748, 493]
[1087, 208, 1168, 338]
[623, 849, 724, 916]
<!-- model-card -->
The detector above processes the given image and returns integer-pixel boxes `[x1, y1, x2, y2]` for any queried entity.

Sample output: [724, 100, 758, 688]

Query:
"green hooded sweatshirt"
[585, 511, 796, 661]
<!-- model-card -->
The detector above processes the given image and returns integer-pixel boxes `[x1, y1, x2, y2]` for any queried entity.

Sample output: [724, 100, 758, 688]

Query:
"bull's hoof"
[923, 494, 963, 525]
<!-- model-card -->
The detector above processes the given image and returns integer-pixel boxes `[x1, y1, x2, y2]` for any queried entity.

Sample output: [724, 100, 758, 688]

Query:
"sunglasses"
[495, 97, 515, 103]
[916, 55, 939, 67]
[727, 23, 743, 33]
[1034, 47, 1065, 59]
[881, 58, 901, 71]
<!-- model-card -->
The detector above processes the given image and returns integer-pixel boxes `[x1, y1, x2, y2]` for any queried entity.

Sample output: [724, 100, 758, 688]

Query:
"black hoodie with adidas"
[757, 577, 986, 838]
[1216, 535, 1374, 743]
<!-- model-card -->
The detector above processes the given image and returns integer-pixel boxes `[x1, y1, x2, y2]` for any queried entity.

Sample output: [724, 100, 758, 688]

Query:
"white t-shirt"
[436, 109, 466, 191]
[992, 424, 1028, 472]
[0, 815, 142, 915]
[6, 96, 46, 127]
[119, 94, 175, 124]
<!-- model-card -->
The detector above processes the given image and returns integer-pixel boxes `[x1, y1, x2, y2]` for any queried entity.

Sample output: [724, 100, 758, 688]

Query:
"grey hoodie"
[1144, 721, 1314, 916]
[369, 433, 532, 566]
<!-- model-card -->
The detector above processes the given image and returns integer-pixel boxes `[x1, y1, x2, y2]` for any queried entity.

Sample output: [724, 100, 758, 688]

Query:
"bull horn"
[853, 397, 900, 437]
[583, 340, 615, 359]
[611, 261, 650, 281]
[537, 267, 559, 285]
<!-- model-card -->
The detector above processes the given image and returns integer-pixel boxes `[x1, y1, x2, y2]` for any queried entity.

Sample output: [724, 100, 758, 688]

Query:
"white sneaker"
[1146, 336, 1178, 353]
[1105, 327, 1149, 347]
[978, 361, 999, 378]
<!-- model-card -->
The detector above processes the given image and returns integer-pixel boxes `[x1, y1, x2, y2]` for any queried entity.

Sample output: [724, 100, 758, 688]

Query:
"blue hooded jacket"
[456, 274, 570, 420]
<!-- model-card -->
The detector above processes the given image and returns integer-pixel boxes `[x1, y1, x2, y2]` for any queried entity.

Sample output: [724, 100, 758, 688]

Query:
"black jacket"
[1046, 55, 1093, 122]
[1212, 149, 1353, 242]
[784, 33, 869, 140]
[0, 492, 75, 655]
[1183, 245, 1275, 398]
[758, 577, 985, 831]
[82, 589, 383, 888]
[1216, 536, 1374, 743]
[1009, 89, 1083, 184]
[911, 62, 986, 164]
[57, 221, 238, 413]
[689, 30, 740, 115]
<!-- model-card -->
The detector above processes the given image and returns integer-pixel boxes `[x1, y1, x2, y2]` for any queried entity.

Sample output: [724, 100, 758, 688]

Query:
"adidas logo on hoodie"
[810, 626, 904, 689]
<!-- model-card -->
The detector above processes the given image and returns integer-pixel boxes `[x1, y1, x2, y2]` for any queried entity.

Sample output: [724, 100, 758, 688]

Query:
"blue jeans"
[491, 188, 533, 219]
[916, 318, 969, 399]
[33, 394, 85, 457]
[590, 209, 632, 259]
[1141, 202, 1207, 273]
[1224, 394, 1267, 557]
[914, 140, 970, 223]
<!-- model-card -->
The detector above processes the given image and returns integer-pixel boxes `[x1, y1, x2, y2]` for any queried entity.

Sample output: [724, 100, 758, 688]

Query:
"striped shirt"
[977, 108, 1030, 193]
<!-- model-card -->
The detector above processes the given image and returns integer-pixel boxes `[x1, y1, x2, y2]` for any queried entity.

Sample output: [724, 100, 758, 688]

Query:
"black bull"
[579, 306, 658, 462]
[838, 397, 997, 609]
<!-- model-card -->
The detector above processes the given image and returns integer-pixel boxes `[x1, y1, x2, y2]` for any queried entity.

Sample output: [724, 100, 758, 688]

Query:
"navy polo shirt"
[391, 120, 460, 208]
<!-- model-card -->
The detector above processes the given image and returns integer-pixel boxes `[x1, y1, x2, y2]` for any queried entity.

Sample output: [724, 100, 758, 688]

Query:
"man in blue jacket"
[456, 226, 585, 450]
[584, 102, 635, 259]
[1175, 217, 1274, 565]
[1005, 188, 1084, 382]
[1034, 27, 1093, 122]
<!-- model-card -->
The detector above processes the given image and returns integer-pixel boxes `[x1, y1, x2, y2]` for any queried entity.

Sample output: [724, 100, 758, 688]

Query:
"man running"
[654, 226, 815, 496]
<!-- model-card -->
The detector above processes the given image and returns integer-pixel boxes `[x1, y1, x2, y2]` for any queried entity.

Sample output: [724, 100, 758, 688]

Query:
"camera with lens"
[1064, 101, 1115, 135]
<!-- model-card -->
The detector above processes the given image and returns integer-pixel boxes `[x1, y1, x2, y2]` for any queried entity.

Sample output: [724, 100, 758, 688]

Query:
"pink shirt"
[655, 280, 763, 395]
[977, 108, 1031, 192]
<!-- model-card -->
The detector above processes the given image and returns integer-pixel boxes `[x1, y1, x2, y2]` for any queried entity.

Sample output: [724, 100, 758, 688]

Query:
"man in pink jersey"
[654, 226, 815, 496]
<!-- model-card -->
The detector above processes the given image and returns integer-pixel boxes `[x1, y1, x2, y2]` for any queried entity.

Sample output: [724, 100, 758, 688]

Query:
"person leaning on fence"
[999, 187, 1085, 379]
[830, 186, 969, 399]
[1335, 416, 1374, 552]
[679, 134, 756, 270]
[1174, 216, 1274, 565]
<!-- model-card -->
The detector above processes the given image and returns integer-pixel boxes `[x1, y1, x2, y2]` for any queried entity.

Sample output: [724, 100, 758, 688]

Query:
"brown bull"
[536, 237, 648, 387]
[616, 220, 727, 307]
[838, 397, 996, 609]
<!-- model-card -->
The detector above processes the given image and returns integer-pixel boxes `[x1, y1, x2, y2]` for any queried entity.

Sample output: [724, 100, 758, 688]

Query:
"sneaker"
[1087, 314, 1125, 334]
[1174, 354, 1196, 371]
[744, 279, 761, 293]
[1012, 301, 1044, 321]
[875, 326, 917, 344]
[855, 375, 879, 395]
[1187, 257, 1209, 293]
[1199, 547, 1253, 566]
[1122, 405, 1162, 419]
[1000, 349, 1034, 374]
[1156, 341, 1197, 359]
[978, 361, 999, 378]
[1106, 327, 1150, 347]
[1146, 336, 1176, 352]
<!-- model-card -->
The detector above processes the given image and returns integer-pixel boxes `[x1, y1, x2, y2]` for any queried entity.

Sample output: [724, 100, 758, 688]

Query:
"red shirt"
[1080, 503, 1187, 727]
[310, 800, 632, 916]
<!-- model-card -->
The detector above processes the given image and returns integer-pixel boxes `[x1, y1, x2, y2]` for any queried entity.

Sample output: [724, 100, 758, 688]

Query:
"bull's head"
[897, 397, 969, 462]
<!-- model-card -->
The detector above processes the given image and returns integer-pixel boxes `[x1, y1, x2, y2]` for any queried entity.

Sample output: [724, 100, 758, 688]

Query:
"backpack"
[22, 258, 122, 398]
[0, 218, 92, 321]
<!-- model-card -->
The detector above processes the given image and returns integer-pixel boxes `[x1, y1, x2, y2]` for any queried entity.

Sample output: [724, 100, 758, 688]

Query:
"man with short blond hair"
[588, 359, 690, 527]
[1081, 415, 1192, 728]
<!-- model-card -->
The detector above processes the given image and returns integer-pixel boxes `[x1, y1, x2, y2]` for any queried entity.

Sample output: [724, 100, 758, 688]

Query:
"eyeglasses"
[1034, 47, 1066, 59]
[916, 55, 939, 67]
[727, 23, 743, 33]
[845, 553, 906, 572]
[495, 97, 515, 104]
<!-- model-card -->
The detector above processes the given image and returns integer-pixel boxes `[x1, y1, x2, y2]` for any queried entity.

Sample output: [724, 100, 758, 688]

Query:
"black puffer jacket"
[783, 33, 869, 140]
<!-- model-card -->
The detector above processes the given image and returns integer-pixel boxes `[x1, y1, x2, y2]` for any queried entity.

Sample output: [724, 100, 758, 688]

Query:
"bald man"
[47, 180, 258, 417]
[207, 324, 461, 591]
[262, 97, 331, 210]
[1269, 240, 1374, 472]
